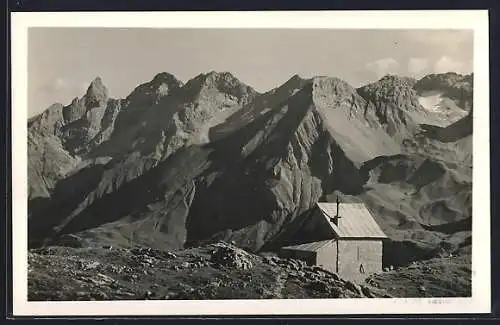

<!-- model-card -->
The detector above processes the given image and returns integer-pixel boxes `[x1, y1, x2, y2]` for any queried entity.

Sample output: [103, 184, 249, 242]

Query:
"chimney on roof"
[330, 196, 341, 226]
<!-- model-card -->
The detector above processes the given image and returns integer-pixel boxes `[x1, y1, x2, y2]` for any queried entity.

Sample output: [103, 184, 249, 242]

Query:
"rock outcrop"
[357, 75, 423, 139]
[210, 242, 255, 270]
[414, 72, 473, 112]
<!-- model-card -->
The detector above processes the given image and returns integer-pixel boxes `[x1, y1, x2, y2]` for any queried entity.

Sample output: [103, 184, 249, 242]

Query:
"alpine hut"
[279, 199, 388, 282]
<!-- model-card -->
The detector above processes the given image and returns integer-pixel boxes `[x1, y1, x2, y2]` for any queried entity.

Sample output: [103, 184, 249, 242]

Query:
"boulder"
[210, 242, 254, 270]
[345, 280, 363, 296]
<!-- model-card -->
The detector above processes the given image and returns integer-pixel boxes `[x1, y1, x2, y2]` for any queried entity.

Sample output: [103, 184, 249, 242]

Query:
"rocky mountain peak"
[307, 76, 401, 163]
[264, 74, 310, 96]
[124, 73, 183, 108]
[356, 75, 423, 138]
[311, 76, 366, 114]
[416, 72, 472, 90]
[369, 74, 417, 92]
[150, 72, 184, 94]
[280, 74, 309, 91]
[28, 103, 65, 136]
[85, 77, 109, 108]
[357, 74, 420, 109]
[182, 71, 258, 105]
[401, 76, 418, 88]
[202, 71, 253, 92]
[204, 70, 236, 81]
[152, 72, 183, 85]
[287, 73, 305, 83]
[414, 73, 473, 111]
[312, 76, 356, 97]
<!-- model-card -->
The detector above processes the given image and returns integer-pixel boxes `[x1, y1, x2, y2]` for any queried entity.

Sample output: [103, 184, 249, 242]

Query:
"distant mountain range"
[27, 71, 473, 262]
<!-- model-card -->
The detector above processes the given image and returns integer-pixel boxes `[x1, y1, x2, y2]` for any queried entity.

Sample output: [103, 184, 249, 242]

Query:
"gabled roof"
[281, 239, 336, 252]
[317, 202, 388, 239]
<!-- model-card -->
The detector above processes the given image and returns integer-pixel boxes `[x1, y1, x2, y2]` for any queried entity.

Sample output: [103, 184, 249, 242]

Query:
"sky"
[28, 28, 473, 117]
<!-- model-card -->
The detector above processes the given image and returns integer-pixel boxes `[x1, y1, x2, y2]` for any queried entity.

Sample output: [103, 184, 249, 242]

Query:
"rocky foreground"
[28, 241, 391, 301]
[28, 241, 471, 301]
[367, 253, 472, 298]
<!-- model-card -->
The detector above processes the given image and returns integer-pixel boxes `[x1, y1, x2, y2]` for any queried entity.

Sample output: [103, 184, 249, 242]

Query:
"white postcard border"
[11, 10, 491, 316]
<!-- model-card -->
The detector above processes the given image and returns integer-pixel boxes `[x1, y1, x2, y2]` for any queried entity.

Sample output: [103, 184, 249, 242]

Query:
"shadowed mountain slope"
[27, 71, 473, 261]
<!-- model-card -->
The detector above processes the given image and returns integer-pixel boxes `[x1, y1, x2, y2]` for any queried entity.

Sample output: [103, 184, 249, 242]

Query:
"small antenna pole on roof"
[330, 196, 341, 226]
[336, 196, 340, 218]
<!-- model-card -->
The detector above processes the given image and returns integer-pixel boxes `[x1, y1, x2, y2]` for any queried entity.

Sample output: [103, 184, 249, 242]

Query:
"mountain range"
[27, 70, 473, 266]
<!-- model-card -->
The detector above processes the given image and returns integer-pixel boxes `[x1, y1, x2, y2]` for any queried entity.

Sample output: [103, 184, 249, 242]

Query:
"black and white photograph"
[11, 10, 490, 316]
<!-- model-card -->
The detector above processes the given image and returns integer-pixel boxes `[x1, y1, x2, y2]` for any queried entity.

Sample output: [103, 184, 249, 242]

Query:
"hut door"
[357, 246, 365, 274]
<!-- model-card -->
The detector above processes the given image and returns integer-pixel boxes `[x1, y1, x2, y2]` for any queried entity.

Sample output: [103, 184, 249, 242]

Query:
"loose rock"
[345, 281, 362, 296]
[210, 242, 253, 270]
